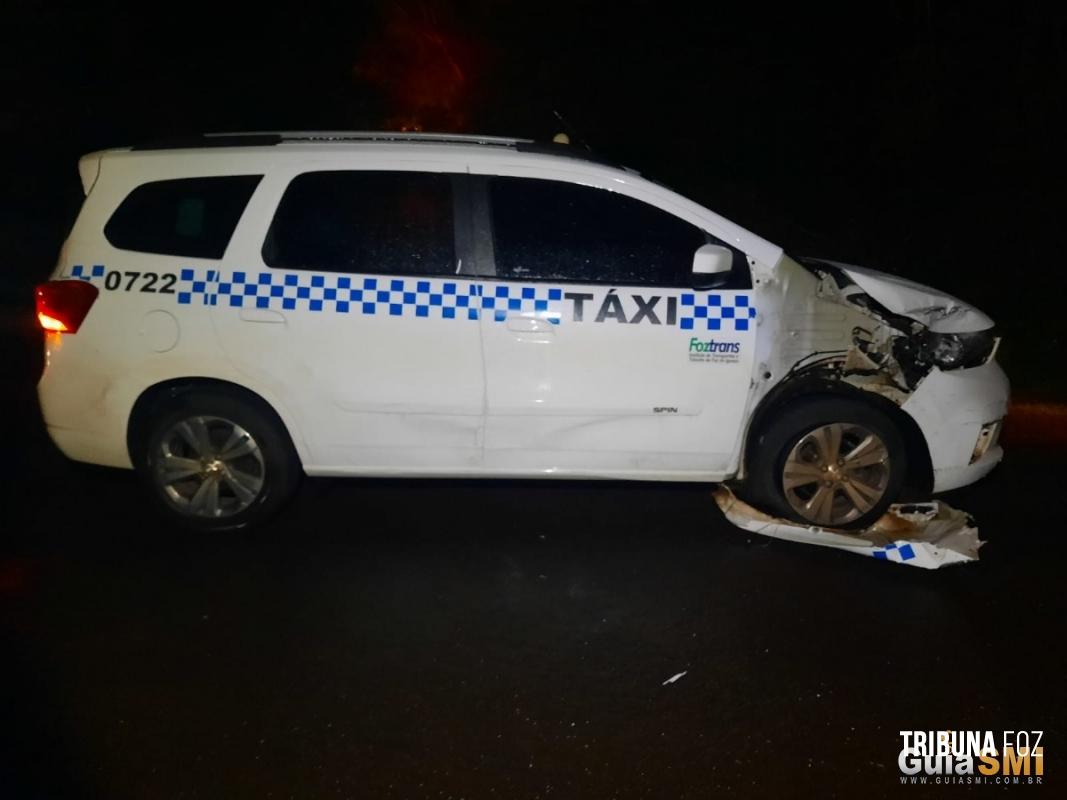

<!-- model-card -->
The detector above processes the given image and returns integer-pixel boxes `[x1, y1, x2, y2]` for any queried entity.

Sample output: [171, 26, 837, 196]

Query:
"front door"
[474, 174, 758, 477]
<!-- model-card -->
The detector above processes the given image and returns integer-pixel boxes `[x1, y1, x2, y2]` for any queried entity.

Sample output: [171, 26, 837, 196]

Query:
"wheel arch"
[126, 377, 307, 469]
[740, 377, 934, 495]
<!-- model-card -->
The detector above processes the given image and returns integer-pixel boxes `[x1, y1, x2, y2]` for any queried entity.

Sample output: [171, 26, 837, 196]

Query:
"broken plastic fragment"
[713, 486, 983, 569]
[662, 671, 688, 686]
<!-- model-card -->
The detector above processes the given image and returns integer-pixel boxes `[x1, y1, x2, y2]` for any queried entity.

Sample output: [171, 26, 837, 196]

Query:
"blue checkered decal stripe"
[70, 265, 106, 280]
[63, 266, 756, 329]
[178, 270, 565, 322]
[479, 283, 564, 322]
[872, 542, 917, 561]
[679, 293, 756, 332]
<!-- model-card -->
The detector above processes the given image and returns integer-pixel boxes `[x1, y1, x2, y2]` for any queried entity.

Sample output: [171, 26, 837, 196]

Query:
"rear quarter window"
[104, 175, 262, 259]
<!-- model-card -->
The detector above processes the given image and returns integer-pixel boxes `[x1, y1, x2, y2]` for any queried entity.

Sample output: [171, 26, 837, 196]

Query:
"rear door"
[473, 172, 758, 477]
[210, 162, 486, 472]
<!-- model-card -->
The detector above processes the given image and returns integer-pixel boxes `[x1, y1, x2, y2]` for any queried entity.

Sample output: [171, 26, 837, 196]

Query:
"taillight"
[35, 280, 99, 333]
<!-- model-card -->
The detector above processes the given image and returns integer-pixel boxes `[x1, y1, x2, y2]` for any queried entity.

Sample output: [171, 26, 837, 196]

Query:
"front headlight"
[918, 330, 998, 370]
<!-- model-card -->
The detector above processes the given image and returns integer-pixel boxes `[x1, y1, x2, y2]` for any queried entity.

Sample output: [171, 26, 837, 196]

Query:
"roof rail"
[131, 134, 283, 151]
[209, 131, 533, 146]
[129, 131, 635, 172]
[275, 131, 533, 146]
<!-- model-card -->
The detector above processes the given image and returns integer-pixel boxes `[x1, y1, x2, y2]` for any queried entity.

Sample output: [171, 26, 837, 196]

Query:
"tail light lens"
[35, 280, 99, 333]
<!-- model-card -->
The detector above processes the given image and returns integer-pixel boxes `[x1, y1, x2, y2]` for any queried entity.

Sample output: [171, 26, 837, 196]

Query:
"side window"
[263, 171, 457, 275]
[105, 176, 262, 259]
[488, 176, 740, 287]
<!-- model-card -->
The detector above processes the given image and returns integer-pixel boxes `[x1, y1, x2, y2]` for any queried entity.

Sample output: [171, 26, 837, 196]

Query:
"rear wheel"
[741, 397, 907, 530]
[138, 390, 301, 530]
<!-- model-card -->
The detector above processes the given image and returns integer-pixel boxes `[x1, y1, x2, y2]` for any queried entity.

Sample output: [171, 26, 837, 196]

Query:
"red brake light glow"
[35, 280, 99, 334]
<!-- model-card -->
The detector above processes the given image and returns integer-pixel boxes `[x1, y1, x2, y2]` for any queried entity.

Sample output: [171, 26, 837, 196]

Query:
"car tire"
[137, 389, 302, 531]
[740, 397, 907, 530]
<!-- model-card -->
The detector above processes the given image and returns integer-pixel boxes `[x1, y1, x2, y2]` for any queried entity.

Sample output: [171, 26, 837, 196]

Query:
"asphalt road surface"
[2, 311, 1063, 798]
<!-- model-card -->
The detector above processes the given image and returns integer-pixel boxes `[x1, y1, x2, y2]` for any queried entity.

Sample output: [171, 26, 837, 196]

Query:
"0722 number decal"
[101, 271, 176, 294]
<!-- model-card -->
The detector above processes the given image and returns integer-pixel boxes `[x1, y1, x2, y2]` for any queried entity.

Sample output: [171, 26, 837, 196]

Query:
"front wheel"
[741, 397, 907, 530]
[138, 390, 302, 531]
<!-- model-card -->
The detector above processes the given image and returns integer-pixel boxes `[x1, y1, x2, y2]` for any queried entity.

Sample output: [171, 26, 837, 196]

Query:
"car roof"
[132, 131, 530, 148]
[127, 131, 631, 169]
[87, 132, 784, 266]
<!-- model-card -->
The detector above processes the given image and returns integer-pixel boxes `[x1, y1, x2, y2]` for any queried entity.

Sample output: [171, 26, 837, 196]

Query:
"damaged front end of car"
[740, 254, 1006, 493]
[724, 254, 1007, 567]
[789, 257, 999, 401]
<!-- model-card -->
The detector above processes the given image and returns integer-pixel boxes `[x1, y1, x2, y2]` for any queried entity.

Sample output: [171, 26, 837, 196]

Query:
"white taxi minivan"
[36, 132, 1009, 530]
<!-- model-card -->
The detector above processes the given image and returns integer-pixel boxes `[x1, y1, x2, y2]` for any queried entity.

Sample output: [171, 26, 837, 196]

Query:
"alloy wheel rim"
[154, 415, 265, 518]
[781, 422, 890, 527]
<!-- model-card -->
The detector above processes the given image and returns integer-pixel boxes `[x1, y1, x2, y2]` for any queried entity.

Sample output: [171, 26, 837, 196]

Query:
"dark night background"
[1, 2, 1065, 797]
[3, 1, 1065, 393]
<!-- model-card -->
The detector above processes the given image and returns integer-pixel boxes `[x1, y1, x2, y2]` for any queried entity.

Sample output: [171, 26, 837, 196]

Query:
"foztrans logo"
[898, 730, 1044, 786]
[688, 337, 741, 364]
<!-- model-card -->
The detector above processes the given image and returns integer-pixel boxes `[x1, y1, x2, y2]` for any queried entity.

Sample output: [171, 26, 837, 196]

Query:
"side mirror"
[692, 244, 733, 288]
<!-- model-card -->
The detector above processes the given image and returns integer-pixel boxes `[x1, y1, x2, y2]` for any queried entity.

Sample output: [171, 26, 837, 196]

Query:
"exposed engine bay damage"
[713, 486, 982, 569]
[748, 256, 999, 413]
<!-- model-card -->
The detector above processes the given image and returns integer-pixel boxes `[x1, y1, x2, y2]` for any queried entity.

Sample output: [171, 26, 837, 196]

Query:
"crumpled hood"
[822, 261, 994, 333]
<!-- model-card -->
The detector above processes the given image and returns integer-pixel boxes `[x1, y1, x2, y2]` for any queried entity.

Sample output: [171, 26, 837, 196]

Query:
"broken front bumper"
[901, 359, 1010, 493]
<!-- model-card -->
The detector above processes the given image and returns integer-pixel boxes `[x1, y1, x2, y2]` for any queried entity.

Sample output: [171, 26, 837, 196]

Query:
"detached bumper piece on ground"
[714, 486, 982, 569]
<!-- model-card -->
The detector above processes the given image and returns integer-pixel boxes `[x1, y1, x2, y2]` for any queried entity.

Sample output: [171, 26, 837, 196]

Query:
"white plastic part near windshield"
[829, 261, 995, 333]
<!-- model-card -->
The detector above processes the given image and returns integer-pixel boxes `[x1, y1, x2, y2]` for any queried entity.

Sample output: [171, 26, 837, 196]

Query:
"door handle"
[239, 308, 287, 324]
[506, 315, 555, 334]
